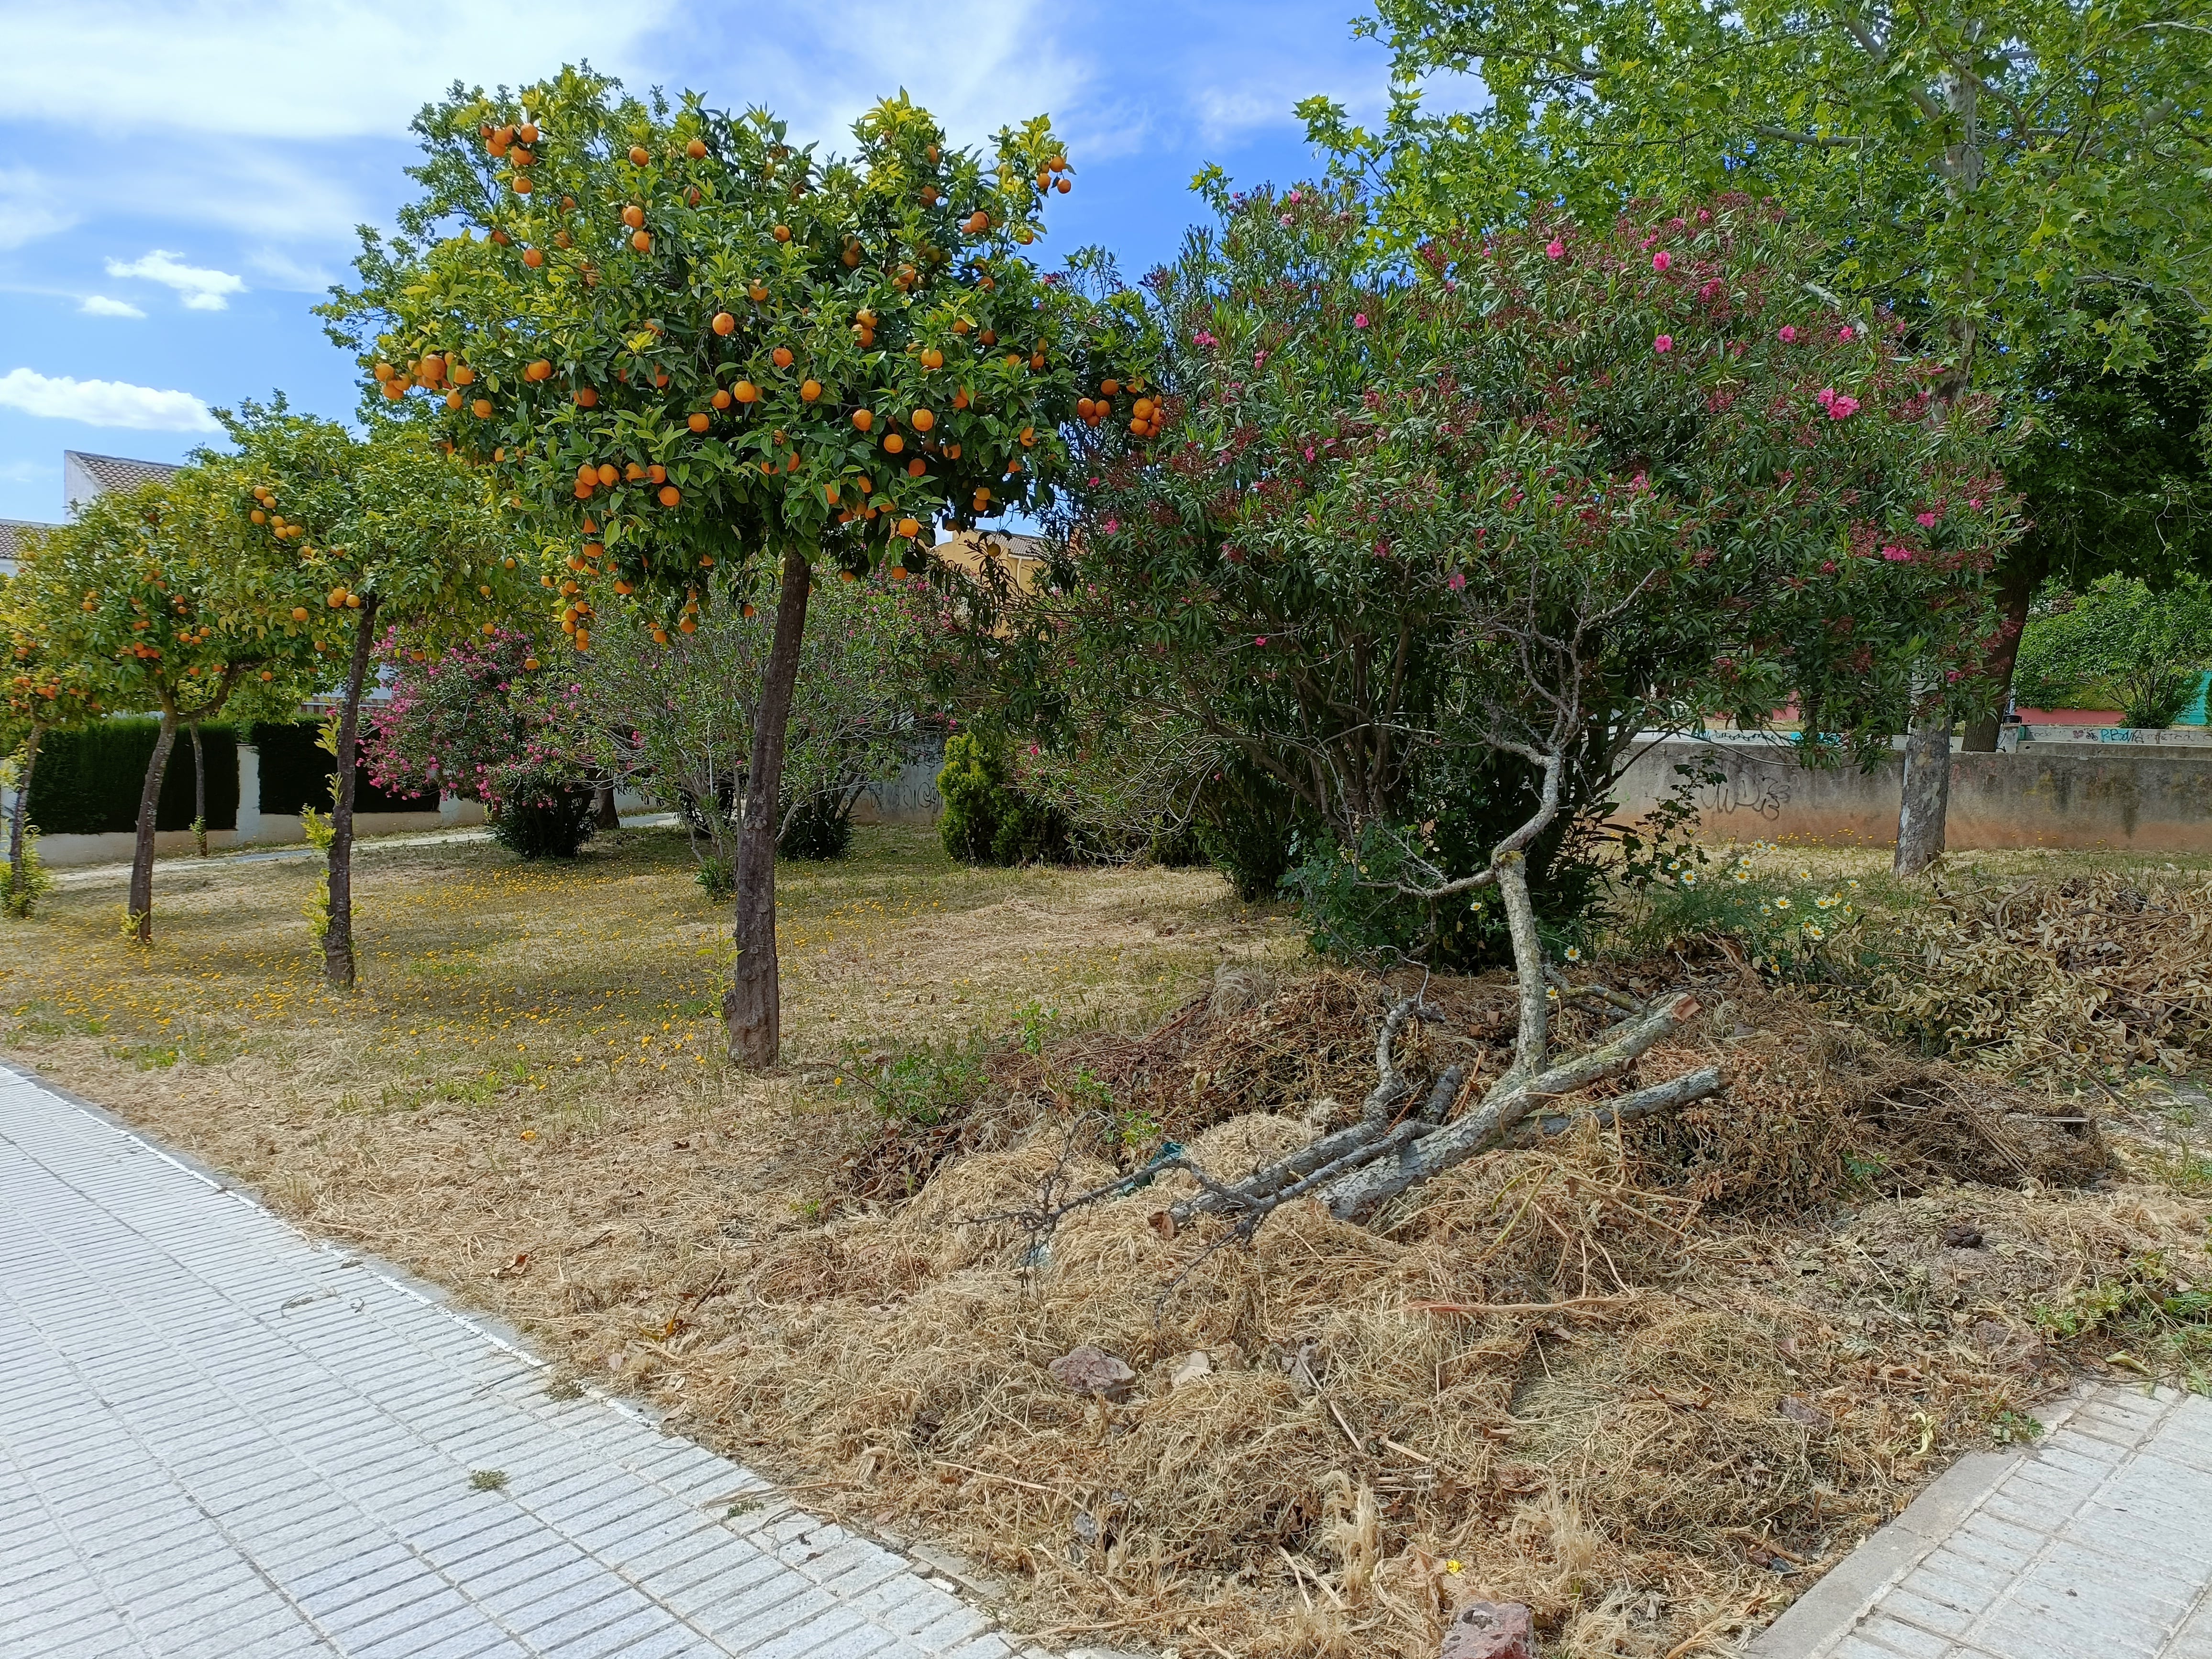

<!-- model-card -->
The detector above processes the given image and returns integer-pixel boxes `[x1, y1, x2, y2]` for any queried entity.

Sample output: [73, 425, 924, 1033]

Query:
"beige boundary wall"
[1616, 737, 2212, 853]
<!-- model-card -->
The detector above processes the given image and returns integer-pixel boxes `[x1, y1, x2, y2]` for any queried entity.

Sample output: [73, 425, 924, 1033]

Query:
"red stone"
[1439, 1599, 1535, 1659]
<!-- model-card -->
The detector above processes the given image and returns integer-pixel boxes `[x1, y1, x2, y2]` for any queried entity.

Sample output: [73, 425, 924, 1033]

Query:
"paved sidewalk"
[1751, 1382, 2212, 1659]
[0, 1062, 1031, 1659]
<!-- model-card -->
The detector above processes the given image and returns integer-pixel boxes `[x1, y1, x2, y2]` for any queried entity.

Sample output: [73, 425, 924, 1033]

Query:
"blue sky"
[0, 0, 1408, 525]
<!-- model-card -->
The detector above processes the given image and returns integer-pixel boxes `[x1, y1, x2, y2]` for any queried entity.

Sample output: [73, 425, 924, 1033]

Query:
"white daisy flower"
[1774, 896, 1792, 909]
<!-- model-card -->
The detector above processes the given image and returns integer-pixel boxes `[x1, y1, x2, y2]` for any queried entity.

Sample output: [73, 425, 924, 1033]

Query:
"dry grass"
[5, 829, 2210, 1659]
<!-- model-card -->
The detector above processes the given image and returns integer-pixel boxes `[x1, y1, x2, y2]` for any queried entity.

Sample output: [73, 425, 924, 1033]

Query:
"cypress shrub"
[26, 719, 238, 834]
[245, 721, 431, 815]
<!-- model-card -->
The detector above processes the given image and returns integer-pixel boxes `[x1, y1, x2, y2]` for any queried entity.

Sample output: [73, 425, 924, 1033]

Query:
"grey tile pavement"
[0, 1062, 1047, 1659]
[1750, 1381, 2212, 1659]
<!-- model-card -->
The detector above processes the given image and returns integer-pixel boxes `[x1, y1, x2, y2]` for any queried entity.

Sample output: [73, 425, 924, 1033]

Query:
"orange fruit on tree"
[651, 630, 668, 644]
[622, 204, 645, 228]
[648, 464, 666, 482]
[851, 409, 874, 431]
[631, 230, 652, 253]
[748, 281, 768, 302]
[896, 516, 921, 538]
[799, 379, 821, 401]
[883, 433, 904, 453]
[921, 347, 943, 369]
[734, 380, 758, 403]
[445, 390, 462, 409]
[713, 311, 736, 335]
[1020, 426, 1036, 446]
[517, 123, 539, 144]
[686, 137, 707, 159]
[772, 346, 793, 367]
[630, 144, 650, 165]
[452, 364, 475, 385]
[888, 564, 907, 579]
[473, 398, 493, 418]
[911, 408, 935, 431]
[575, 387, 597, 407]
[952, 388, 971, 409]
[525, 655, 542, 669]
[678, 616, 697, 633]
[250, 509, 267, 524]
[290, 606, 309, 622]
[710, 388, 731, 409]
[522, 247, 544, 267]
[742, 602, 756, 617]
[772, 224, 791, 242]
[1056, 178, 1071, 194]
[597, 463, 619, 485]
[659, 485, 681, 507]
[688, 412, 710, 432]
[906, 457, 926, 476]
[1101, 378, 1120, 395]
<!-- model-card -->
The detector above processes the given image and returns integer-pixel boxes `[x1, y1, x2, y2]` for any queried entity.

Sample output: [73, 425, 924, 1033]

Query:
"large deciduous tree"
[1308, 0, 2212, 870]
[326, 66, 1132, 1064]
[219, 405, 525, 987]
[19, 475, 326, 941]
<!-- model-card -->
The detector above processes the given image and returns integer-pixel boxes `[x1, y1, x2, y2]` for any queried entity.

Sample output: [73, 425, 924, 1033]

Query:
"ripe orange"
[980, 329, 997, 345]
[734, 380, 759, 403]
[688, 412, 710, 432]
[749, 281, 768, 302]
[290, 606, 309, 622]
[888, 564, 907, 580]
[1020, 426, 1036, 446]
[517, 123, 539, 144]
[630, 145, 651, 166]
[772, 346, 794, 367]
[597, 463, 619, 486]
[800, 379, 822, 402]
[710, 388, 731, 409]
[851, 409, 874, 431]
[921, 348, 944, 370]
[1056, 178, 1071, 194]
[527, 358, 552, 380]
[943, 442, 962, 460]
[772, 225, 791, 242]
[1076, 398, 1095, 418]
[382, 380, 406, 400]
[907, 458, 927, 476]
[686, 138, 707, 159]
[825, 483, 841, 504]
[452, 364, 476, 386]
[679, 617, 697, 633]
[964, 211, 989, 233]
[523, 247, 544, 267]
[622, 204, 645, 228]
[713, 311, 736, 335]
[250, 509, 267, 524]
[952, 389, 971, 409]
[631, 231, 652, 253]
[490, 229, 512, 245]
[513, 177, 533, 194]
[742, 603, 756, 617]
[896, 516, 921, 538]
[1101, 378, 1120, 395]
[649, 463, 666, 483]
[575, 387, 598, 407]
[652, 630, 668, 644]
[659, 485, 681, 507]
[473, 399, 493, 419]
[1030, 352, 1046, 370]
[525, 655, 542, 669]
[911, 408, 936, 431]
[883, 433, 905, 453]
[444, 390, 462, 409]
[1133, 398, 1154, 418]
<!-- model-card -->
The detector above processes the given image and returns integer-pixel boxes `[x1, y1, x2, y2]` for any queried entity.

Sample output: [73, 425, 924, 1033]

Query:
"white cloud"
[106, 249, 246, 310]
[247, 247, 334, 290]
[0, 1, 672, 139]
[0, 166, 76, 250]
[0, 459, 54, 485]
[79, 295, 147, 318]
[0, 368, 218, 432]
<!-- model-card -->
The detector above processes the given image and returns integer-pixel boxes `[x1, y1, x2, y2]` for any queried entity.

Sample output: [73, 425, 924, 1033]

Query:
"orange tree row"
[323, 66, 1152, 1064]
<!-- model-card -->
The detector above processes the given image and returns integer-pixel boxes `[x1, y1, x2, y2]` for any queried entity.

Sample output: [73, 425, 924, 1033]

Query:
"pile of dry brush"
[645, 944, 2207, 1659]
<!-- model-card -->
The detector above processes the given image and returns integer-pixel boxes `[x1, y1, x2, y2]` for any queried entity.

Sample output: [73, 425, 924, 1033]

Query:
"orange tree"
[19, 472, 331, 941]
[323, 66, 1142, 1063]
[1, 564, 105, 916]
[218, 404, 529, 988]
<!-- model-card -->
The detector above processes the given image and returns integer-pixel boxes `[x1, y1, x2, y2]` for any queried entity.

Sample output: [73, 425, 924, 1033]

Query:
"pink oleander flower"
[1654, 334, 1674, 354]
[1353, 313, 1369, 329]
[1882, 545, 1913, 562]
[1652, 250, 1672, 272]
[1545, 239, 1564, 259]
[1254, 636, 1268, 647]
[1779, 325, 1797, 343]
[1917, 511, 1939, 528]
[1103, 519, 1119, 534]
[1827, 394, 1860, 420]
[1815, 387, 1837, 408]
[1447, 572, 1467, 591]
[1838, 325, 1854, 341]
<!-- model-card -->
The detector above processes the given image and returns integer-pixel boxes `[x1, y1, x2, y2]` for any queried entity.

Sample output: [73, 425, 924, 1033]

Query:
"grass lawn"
[6, 825, 2210, 1658]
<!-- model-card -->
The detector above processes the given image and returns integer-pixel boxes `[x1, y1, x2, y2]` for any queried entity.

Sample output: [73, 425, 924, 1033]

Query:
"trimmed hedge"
[26, 719, 238, 835]
[245, 721, 433, 816]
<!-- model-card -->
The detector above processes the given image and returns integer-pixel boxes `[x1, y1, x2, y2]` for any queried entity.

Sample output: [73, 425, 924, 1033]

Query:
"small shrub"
[1629, 844, 1871, 980]
[490, 790, 597, 860]
[694, 855, 735, 900]
[0, 827, 53, 919]
[937, 730, 1067, 865]
[872, 1040, 993, 1128]
[779, 792, 855, 860]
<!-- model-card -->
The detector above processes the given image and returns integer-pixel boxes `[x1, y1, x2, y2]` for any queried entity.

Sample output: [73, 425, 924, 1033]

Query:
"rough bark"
[129, 709, 181, 944]
[593, 784, 620, 831]
[1894, 673, 1951, 876]
[188, 720, 208, 857]
[724, 548, 813, 1066]
[7, 722, 40, 916]
[322, 596, 381, 989]
[1960, 557, 2041, 752]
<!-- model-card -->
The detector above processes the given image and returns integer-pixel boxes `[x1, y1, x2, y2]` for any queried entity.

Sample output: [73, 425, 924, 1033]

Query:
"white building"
[0, 450, 183, 576]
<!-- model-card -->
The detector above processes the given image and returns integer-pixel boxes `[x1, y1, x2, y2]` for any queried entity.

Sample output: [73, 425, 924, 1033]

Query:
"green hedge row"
[26, 719, 239, 836]
[243, 721, 432, 816]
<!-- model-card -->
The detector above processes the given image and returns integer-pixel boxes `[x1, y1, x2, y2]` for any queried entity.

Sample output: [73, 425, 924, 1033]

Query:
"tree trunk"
[594, 784, 619, 831]
[129, 709, 181, 944]
[323, 597, 381, 989]
[1959, 557, 2040, 752]
[724, 548, 812, 1066]
[188, 720, 208, 856]
[7, 723, 41, 917]
[1894, 675, 1951, 876]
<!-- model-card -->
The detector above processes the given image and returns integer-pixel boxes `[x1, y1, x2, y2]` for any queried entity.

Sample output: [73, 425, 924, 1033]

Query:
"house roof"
[64, 450, 181, 504]
[0, 518, 60, 572]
